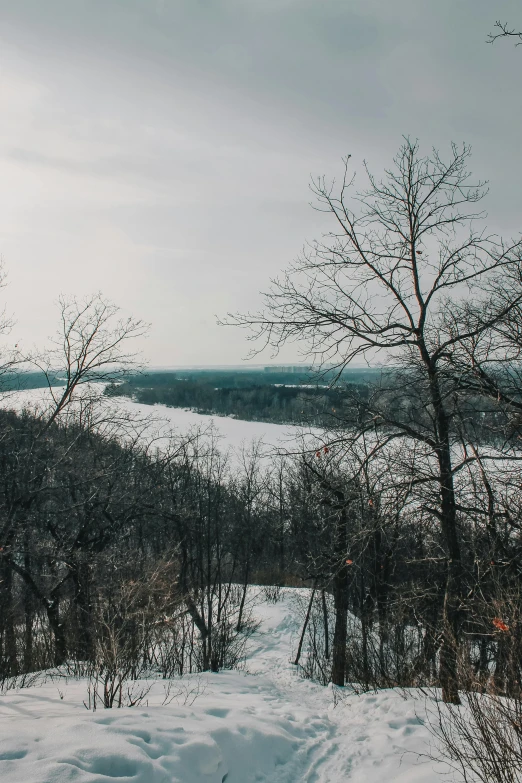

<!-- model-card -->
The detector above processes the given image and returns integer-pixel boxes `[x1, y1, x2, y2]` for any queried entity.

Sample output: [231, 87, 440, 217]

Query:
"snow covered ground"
[0, 589, 447, 783]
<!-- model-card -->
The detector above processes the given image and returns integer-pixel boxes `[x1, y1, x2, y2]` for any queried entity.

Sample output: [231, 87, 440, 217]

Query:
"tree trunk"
[427, 366, 463, 705]
[22, 539, 34, 673]
[185, 593, 210, 670]
[331, 568, 349, 686]
[0, 560, 18, 676]
[439, 560, 463, 704]
[72, 560, 95, 661]
[47, 597, 67, 667]
[331, 508, 350, 686]
[293, 587, 316, 666]
[236, 567, 250, 632]
[321, 589, 329, 661]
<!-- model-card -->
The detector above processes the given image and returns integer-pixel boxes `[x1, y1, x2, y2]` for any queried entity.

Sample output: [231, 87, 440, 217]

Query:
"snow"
[0, 387, 322, 468]
[0, 589, 446, 782]
[122, 399, 314, 458]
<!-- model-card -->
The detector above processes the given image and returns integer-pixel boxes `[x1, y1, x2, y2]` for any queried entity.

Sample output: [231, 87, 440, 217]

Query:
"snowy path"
[0, 590, 444, 782]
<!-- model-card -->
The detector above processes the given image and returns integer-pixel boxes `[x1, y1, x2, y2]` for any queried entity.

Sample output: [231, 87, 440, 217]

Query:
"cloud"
[0, 0, 521, 364]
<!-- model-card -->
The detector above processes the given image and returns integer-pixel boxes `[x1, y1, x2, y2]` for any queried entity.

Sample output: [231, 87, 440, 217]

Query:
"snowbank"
[0, 588, 446, 782]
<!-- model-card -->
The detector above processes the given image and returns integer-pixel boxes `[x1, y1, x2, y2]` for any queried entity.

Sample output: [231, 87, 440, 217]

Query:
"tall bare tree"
[230, 138, 522, 702]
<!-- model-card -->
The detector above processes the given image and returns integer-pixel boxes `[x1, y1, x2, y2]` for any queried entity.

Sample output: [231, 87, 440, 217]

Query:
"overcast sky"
[0, 0, 521, 366]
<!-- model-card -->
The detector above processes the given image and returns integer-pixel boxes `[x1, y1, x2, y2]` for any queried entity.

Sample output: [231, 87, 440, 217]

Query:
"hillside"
[0, 589, 443, 783]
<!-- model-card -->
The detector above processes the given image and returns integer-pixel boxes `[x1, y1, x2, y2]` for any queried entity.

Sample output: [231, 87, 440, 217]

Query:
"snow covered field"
[0, 589, 446, 783]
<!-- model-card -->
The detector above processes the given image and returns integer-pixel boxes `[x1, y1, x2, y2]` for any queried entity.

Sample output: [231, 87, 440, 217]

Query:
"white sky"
[0, 0, 521, 365]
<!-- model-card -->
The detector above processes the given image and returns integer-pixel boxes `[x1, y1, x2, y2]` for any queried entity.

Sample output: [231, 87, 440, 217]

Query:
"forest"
[103, 367, 377, 426]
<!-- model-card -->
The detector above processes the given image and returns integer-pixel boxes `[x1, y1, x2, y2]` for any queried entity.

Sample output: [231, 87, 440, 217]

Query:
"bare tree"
[0, 292, 148, 669]
[26, 293, 147, 433]
[230, 138, 522, 702]
[487, 21, 522, 47]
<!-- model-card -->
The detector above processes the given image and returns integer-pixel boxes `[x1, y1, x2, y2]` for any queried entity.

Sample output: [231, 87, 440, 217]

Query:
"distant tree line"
[105, 376, 371, 426]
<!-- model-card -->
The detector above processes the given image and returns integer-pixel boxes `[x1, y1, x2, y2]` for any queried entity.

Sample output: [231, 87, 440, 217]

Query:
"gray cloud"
[0, 0, 521, 364]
